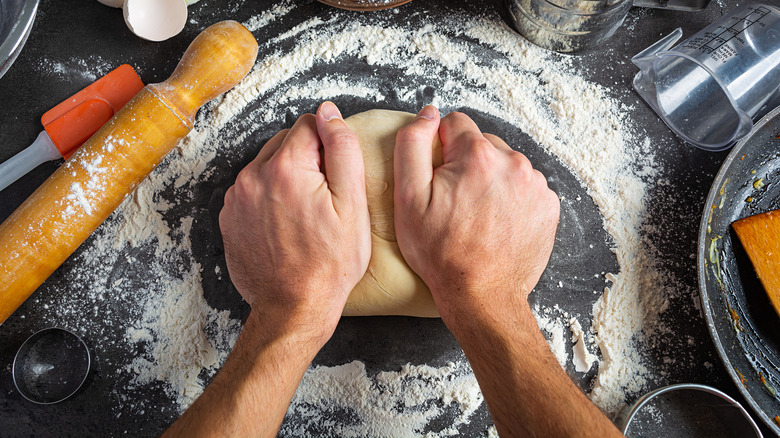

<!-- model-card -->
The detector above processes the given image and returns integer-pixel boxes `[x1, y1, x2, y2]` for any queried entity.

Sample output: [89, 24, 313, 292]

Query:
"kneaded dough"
[343, 110, 443, 318]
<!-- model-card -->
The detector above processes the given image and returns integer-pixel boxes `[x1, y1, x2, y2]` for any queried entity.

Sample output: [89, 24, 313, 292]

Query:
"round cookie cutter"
[12, 327, 91, 404]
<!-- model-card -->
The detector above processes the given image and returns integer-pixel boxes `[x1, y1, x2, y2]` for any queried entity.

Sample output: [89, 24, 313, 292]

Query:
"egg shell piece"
[97, 0, 124, 7]
[124, 0, 188, 42]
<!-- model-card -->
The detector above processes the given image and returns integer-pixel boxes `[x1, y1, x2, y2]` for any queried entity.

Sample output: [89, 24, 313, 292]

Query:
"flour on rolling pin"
[61, 136, 134, 218]
[0, 21, 258, 324]
[62, 155, 107, 217]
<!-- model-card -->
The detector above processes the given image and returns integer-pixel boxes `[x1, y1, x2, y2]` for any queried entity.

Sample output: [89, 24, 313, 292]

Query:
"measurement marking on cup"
[700, 6, 770, 55]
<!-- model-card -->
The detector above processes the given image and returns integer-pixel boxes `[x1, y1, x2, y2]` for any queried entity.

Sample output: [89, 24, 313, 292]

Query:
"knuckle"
[325, 129, 359, 148]
[275, 128, 291, 140]
[218, 202, 229, 229]
[466, 131, 491, 147]
[466, 136, 497, 168]
[234, 168, 253, 189]
[446, 111, 470, 123]
[298, 113, 316, 125]
[395, 186, 430, 219]
[440, 111, 468, 131]
[395, 186, 417, 207]
[509, 151, 532, 171]
[223, 185, 235, 202]
[482, 133, 503, 146]
[546, 186, 560, 205]
[396, 123, 431, 145]
[545, 187, 561, 202]
[233, 170, 257, 199]
[272, 146, 296, 167]
[266, 156, 292, 182]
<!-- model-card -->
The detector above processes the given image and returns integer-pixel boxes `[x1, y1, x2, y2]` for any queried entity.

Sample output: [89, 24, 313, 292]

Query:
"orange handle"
[43, 64, 145, 159]
[0, 21, 258, 324]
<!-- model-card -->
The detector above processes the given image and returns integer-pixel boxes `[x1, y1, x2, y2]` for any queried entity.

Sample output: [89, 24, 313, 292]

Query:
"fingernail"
[416, 105, 438, 120]
[319, 101, 342, 121]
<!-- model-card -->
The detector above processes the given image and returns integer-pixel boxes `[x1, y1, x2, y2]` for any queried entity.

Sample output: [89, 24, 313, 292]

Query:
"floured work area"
[0, 0, 739, 436]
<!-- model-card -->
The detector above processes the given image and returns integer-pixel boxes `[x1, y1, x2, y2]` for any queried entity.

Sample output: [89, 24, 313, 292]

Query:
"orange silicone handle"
[42, 64, 144, 159]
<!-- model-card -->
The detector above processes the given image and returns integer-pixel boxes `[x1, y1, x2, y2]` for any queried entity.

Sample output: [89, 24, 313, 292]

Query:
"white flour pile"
[282, 361, 483, 437]
[27, 1, 685, 435]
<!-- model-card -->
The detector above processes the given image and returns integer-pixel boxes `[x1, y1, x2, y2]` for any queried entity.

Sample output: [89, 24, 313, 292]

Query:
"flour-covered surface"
[0, 0, 730, 436]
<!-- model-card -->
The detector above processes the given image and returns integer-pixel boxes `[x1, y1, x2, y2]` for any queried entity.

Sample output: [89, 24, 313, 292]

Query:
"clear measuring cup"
[632, 3, 780, 151]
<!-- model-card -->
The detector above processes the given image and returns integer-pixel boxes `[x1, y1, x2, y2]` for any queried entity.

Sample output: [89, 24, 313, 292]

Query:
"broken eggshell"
[97, 0, 124, 7]
[123, 0, 188, 42]
[97, 0, 200, 7]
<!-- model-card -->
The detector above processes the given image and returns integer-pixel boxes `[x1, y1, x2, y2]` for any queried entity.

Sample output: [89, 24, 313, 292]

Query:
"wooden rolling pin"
[0, 21, 258, 324]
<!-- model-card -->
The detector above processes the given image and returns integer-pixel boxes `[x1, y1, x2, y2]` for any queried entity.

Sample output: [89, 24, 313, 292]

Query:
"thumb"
[394, 105, 440, 208]
[315, 101, 366, 207]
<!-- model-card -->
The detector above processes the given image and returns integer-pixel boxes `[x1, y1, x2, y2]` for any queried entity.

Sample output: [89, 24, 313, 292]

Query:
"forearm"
[163, 310, 325, 438]
[440, 294, 622, 438]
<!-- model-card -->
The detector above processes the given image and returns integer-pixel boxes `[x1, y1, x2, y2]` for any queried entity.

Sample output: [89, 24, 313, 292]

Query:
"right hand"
[393, 106, 560, 321]
[393, 108, 624, 438]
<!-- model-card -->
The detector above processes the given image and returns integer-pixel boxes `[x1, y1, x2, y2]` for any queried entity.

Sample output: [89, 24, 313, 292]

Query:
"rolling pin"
[0, 20, 258, 324]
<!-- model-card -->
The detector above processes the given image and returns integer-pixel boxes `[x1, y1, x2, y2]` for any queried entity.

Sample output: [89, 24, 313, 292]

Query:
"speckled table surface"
[0, 0, 777, 436]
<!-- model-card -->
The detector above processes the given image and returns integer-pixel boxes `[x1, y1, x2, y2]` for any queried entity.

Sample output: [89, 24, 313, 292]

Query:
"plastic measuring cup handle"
[0, 131, 62, 193]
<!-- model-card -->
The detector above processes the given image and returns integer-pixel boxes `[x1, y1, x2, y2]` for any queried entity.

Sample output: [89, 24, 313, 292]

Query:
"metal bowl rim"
[620, 383, 763, 436]
[696, 104, 780, 435]
[0, 0, 39, 71]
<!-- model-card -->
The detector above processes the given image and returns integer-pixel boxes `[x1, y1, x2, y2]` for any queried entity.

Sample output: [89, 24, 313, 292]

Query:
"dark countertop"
[0, 0, 777, 436]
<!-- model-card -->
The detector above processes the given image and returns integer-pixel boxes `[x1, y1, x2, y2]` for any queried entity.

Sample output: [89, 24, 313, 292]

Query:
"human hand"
[393, 106, 560, 323]
[219, 101, 370, 343]
[392, 108, 622, 438]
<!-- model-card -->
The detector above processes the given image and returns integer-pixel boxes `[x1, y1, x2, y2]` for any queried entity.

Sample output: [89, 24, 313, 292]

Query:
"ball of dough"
[342, 110, 443, 318]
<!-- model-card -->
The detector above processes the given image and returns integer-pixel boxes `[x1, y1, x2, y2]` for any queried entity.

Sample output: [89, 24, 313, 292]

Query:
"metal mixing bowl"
[616, 383, 763, 437]
[0, 0, 39, 79]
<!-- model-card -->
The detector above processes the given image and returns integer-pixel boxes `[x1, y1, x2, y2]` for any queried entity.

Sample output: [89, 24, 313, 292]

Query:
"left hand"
[219, 101, 370, 343]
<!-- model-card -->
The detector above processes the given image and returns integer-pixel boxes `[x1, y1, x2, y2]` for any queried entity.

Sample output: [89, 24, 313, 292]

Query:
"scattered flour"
[126, 264, 240, 407]
[242, 2, 297, 32]
[37, 56, 113, 82]
[282, 361, 483, 437]
[571, 317, 598, 373]
[29, 2, 685, 435]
